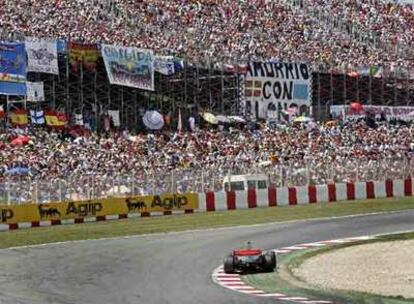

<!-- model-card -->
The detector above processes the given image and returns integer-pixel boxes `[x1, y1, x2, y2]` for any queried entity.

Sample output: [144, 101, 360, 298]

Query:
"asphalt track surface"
[0, 210, 413, 304]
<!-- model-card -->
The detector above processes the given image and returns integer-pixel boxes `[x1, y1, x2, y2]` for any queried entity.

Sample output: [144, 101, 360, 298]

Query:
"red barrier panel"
[366, 181, 375, 199]
[346, 183, 355, 200]
[404, 179, 412, 196]
[75, 218, 84, 224]
[268, 187, 277, 207]
[328, 184, 336, 202]
[206, 192, 215, 211]
[226, 191, 236, 210]
[308, 185, 317, 204]
[247, 188, 257, 208]
[385, 180, 393, 198]
[288, 188, 297, 205]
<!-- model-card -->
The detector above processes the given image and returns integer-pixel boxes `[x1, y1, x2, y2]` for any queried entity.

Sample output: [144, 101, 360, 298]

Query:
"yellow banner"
[1, 193, 199, 223]
[124, 193, 198, 214]
[38, 199, 125, 221]
[0, 204, 39, 224]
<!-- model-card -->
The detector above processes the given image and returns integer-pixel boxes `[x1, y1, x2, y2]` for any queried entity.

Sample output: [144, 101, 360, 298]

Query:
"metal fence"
[1, 155, 412, 205]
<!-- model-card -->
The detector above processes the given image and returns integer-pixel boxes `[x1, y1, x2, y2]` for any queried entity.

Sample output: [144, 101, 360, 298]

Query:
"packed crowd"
[1, 117, 413, 202]
[0, 0, 413, 70]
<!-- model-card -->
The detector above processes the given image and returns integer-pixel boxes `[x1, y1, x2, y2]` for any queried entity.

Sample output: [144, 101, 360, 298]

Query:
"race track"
[0, 210, 413, 304]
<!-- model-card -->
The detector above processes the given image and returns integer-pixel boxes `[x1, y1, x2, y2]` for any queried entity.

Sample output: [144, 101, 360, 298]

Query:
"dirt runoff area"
[293, 240, 414, 299]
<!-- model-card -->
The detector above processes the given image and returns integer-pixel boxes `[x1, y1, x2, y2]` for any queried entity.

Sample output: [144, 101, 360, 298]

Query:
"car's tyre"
[263, 251, 276, 272]
[223, 255, 235, 274]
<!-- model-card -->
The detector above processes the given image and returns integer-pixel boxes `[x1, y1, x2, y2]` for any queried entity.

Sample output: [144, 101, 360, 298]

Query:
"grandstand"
[0, 0, 413, 203]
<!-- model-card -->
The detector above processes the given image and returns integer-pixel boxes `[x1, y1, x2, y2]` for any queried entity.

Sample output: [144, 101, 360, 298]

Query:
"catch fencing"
[1, 155, 412, 204]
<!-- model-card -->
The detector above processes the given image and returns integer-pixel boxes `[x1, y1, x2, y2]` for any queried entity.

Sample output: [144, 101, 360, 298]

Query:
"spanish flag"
[45, 110, 67, 128]
[10, 109, 28, 126]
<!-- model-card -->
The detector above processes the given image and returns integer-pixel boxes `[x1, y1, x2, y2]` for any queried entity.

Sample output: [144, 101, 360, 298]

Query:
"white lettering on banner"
[244, 62, 312, 119]
[101, 44, 154, 91]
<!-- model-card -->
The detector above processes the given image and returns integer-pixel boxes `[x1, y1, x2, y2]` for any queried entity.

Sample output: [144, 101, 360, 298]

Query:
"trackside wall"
[198, 179, 413, 211]
[0, 179, 412, 231]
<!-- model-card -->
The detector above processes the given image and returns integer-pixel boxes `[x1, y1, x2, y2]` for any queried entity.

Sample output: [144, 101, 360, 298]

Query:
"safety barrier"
[197, 179, 413, 211]
[0, 179, 413, 231]
[0, 193, 197, 230]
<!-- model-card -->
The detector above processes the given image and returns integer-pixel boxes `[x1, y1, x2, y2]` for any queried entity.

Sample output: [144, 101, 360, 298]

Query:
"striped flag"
[45, 110, 67, 128]
[10, 109, 28, 126]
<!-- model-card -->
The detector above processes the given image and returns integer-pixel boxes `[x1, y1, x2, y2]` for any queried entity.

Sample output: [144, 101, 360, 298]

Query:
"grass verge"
[244, 231, 414, 304]
[0, 197, 414, 249]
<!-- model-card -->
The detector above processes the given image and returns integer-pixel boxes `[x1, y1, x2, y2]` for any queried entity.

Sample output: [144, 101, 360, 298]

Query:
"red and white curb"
[212, 236, 374, 303]
[0, 210, 194, 232]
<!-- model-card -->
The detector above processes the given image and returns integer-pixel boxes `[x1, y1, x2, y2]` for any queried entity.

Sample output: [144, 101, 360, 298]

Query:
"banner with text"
[0, 42, 26, 95]
[101, 45, 154, 91]
[330, 105, 414, 121]
[244, 62, 312, 119]
[25, 37, 59, 75]
[0, 193, 198, 224]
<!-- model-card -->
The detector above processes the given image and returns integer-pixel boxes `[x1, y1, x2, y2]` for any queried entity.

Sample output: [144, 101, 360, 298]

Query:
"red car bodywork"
[233, 249, 263, 256]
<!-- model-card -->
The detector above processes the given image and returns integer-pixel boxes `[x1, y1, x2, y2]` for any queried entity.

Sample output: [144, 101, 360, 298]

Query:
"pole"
[94, 71, 99, 132]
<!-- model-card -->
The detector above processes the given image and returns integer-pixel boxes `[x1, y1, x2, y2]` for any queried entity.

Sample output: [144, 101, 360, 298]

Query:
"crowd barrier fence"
[1, 155, 412, 205]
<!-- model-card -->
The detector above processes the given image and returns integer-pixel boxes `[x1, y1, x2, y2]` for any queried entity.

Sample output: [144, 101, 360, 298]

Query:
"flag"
[177, 108, 182, 131]
[173, 58, 184, 72]
[45, 110, 67, 128]
[0, 105, 4, 119]
[369, 66, 383, 78]
[10, 109, 28, 126]
[74, 113, 83, 126]
[30, 110, 45, 124]
[154, 56, 175, 75]
[69, 42, 99, 72]
[26, 81, 45, 102]
[108, 110, 120, 127]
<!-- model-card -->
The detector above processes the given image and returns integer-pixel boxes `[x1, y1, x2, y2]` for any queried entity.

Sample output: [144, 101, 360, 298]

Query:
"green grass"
[244, 231, 414, 304]
[0, 197, 414, 249]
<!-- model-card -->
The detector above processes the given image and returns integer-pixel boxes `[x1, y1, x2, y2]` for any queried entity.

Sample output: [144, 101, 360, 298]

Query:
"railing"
[1, 155, 412, 204]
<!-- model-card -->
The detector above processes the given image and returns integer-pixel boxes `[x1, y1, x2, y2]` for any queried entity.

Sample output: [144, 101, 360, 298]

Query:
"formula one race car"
[223, 242, 277, 274]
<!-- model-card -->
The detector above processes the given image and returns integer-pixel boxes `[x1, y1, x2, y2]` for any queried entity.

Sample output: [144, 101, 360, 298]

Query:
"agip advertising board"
[244, 62, 312, 119]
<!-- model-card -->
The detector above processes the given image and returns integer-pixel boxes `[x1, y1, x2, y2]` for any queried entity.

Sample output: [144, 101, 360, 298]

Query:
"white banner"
[108, 110, 120, 127]
[154, 56, 175, 75]
[74, 114, 84, 126]
[244, 62, 312, 119]
[26, 81, 45, 102]
[330, 105, 414, 121]
[25, 37, 59, 75]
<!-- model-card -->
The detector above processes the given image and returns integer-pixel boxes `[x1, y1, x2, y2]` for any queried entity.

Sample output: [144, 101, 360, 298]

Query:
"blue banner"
[101, 44, 154, 91]
[0, 42, 27, 95]
[57, 39, 67, 54]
